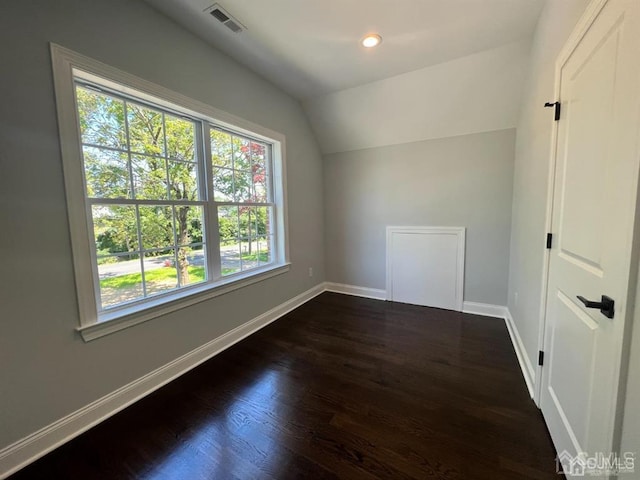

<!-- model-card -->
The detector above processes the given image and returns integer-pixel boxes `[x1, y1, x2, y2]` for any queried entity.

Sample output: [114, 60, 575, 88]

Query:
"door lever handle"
[577, 295, 615, 319]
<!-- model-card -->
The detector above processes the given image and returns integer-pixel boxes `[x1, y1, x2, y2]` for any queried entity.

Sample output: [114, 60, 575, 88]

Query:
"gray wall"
[0, 0, 324, 449]
[324, 129, 515, 305]
[506, 0, 589, 376]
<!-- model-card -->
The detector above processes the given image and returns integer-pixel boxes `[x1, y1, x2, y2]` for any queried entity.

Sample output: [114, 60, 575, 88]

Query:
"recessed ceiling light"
[361, 34, 382, 48]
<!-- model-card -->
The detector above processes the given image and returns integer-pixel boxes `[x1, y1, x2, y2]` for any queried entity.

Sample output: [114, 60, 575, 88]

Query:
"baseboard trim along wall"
[504, 308, 536, 399]
[324, 282, 387, 300]
[0, 282, 536, 479]
[0, 283, 325, 480]
[462, 301, 507, 318]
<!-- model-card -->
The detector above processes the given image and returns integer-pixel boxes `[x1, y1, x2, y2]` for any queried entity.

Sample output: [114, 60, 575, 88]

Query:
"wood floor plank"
[9, 292, 561, 479]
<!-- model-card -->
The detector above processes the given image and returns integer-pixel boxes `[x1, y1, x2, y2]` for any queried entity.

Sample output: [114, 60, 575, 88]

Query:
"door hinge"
[546, 233, 553, 249]
[538, 350, 544, 366]
[544, 101, 561, 121]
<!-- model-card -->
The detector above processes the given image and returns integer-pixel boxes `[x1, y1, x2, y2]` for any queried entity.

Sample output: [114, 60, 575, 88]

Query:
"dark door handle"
[577, 295, 614, 319]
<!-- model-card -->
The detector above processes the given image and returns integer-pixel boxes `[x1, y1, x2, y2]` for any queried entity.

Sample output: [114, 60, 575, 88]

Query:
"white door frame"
[386, 226, 465, 310]
[535, 0, 640, 451]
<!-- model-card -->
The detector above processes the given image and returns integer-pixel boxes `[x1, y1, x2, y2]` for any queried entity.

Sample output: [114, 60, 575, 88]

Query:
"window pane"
[127, 104, 165, 156]
[250, 206, 260, 239]
[221, 242, 241, 276]
[238, 206, 253, 239]
[99, 256, 143, 309]
[255, 206, 273, 236]
[168, 160, 199, 201]
[253, 173, 269, 203]
[76, 86, 126, 149]
[178, 244, 206, 287]
[218, 206, 240, 276]
[257, 237, 272, 265]
[165, 115, 195, 161]
[175, 206, 203, 246]
[233, 170, 253, 202]
[211, 129, 232, 168]
[144, 250, 178, 296]
[213, 167, 234, 202]
[240, 238, 260, 272]
[139, 205, 174, 250]
[251, 141, 266, 171]
[233, 136, 252, 171]
[132, 155, 168, 200]
[92, 205, 139, 254]
[218, 206, 238, 245]
[218, 207, 238, 247]
[83, 147, 130, 199]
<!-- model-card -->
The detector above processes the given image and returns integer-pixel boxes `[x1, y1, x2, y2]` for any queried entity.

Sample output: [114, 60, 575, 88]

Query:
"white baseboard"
[0, 283, 325, 480]
[504, 308, 536, 399]
[462, 301, 507, 318]
[324, 282, 387, 300]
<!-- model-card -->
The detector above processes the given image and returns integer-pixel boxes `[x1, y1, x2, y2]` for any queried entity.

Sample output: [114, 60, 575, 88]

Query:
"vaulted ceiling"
[145, 0, 545, 100]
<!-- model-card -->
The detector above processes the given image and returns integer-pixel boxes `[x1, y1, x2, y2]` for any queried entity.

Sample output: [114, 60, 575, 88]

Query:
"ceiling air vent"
[205, 4, 246, 33]
[210, 8, 229, 22]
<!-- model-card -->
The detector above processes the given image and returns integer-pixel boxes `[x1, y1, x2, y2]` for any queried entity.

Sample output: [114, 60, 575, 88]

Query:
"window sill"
[77, 263, 291, 342]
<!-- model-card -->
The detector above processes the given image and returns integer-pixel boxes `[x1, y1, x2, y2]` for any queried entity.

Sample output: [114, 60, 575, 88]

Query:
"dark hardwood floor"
[10, 292, 561, 479]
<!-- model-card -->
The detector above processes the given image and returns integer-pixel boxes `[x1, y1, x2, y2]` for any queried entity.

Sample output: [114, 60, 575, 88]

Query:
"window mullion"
[87, 198, 206, 207]
[211, 201, 275, 207]
[202, 123, 221, 281]
[266, 144, 277, 263]
[171, 206, 180, 287]
[266, 144, 273, 203]
[122, 101, 147, 299]
[162, 113, 172, 200]
[134, 205, 147, 298]
[124, 100, 135, 201]
[86, 204, 103, 316]
[162, 114, 182, 288]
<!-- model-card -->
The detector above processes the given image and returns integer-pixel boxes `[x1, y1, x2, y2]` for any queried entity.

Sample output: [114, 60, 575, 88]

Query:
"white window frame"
[51, 44, 290, 341]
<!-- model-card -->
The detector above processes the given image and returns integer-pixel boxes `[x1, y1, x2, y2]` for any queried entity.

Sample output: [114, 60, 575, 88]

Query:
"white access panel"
[386, 227, 465, 311]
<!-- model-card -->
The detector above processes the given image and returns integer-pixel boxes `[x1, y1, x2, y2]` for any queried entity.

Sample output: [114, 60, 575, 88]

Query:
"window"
[52, 45, 288, 339]
[210, 127, 275, 276]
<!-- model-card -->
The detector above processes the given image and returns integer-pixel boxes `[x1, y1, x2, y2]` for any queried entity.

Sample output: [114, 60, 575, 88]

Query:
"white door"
[541, 0, 640, 475]
[386, 227, 465, 310]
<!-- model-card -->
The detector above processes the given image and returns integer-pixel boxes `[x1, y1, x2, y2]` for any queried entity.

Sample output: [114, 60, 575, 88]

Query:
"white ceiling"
[145, 0, 545, 100]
